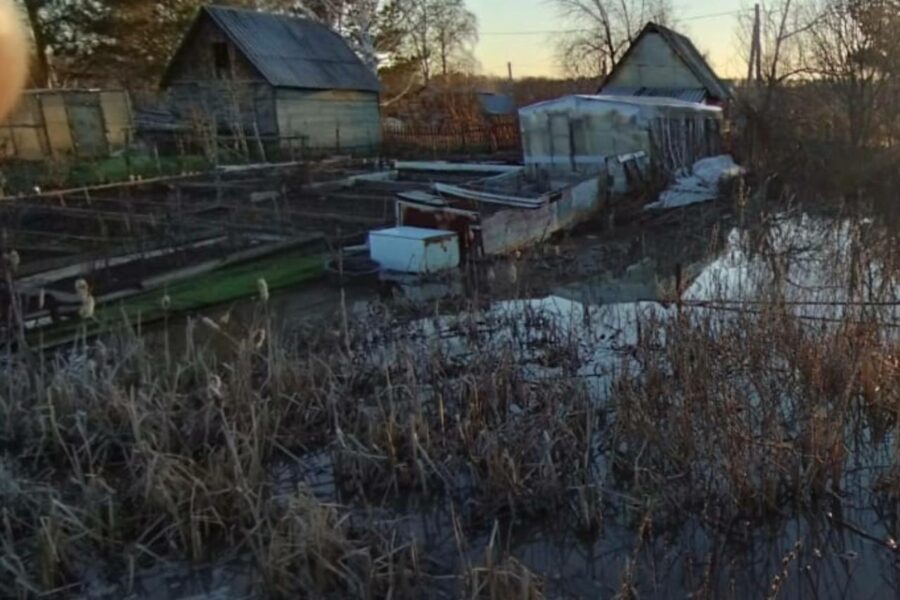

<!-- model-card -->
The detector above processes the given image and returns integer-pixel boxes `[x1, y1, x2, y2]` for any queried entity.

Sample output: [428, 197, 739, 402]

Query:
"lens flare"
[0, 0, 29, 121]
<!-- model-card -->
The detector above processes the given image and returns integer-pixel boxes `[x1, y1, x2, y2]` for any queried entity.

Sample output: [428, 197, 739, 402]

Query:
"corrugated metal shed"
[165, 5, 380, 93]
[599, 22, 731, 102]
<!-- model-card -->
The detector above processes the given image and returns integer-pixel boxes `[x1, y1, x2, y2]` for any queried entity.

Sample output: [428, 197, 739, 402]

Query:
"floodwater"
[76, 209, 900, 599]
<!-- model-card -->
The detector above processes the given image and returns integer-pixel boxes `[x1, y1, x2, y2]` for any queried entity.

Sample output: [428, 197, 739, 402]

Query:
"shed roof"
[603, 86, 708, 104]
[599, 23, 731, 102]
[520, 94, 723, 116]
[163, 5, 380, 93]
[476, 92, 516, 116]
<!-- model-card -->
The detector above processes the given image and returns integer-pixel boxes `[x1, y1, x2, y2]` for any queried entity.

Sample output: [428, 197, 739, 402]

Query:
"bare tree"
[736, 0, 824, 90]
[253, 0, 381, 73]
[344, 0, 381, 73]
[431, 0, 478, 77]
[804, 0, 900, 148]
[552, 0, 676, 77]
[394, 0, 478, 84]
[734, 0, 900, 174]
[15, 0, 110, 86]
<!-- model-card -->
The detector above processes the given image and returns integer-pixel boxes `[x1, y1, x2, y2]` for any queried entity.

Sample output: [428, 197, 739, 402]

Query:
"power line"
[480, 9, 747, 36]
[681, 9, 750, 22]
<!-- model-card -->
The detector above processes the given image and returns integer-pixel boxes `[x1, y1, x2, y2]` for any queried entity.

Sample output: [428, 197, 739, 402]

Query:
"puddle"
[69, 212, 900, 599]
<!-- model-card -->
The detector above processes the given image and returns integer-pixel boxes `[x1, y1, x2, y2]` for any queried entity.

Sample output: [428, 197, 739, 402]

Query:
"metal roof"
[476, 92, 516, 116]
[520, 94, 723, 116]
[165, 6, 380, 93]
[604, 86, 709, 104]
[599, 23, 731, 102]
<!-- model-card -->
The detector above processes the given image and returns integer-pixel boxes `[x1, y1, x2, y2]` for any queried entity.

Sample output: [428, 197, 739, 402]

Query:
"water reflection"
[90, 211, 900, 599]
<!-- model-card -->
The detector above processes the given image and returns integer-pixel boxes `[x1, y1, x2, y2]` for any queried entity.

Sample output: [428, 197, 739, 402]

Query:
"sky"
[468, 0, 749, 79]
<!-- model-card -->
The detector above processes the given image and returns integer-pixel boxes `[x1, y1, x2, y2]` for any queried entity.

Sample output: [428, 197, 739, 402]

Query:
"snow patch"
[645, 155, 745, 211]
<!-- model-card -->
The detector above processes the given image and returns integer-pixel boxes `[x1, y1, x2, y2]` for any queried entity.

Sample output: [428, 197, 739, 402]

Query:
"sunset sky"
[467, 0, 750, 79]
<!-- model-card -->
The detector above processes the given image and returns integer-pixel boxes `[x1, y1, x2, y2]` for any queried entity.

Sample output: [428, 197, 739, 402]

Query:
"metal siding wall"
[275, 89, 381, 151]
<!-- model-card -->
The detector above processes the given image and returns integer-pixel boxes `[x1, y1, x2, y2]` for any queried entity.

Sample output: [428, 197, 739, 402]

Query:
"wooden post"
[253, 122, 267, 163]
[175, 185, 185, 244]
[153, 143, 162, 175]
[675, 262, 683, 317]
[176, 135, 186, 174]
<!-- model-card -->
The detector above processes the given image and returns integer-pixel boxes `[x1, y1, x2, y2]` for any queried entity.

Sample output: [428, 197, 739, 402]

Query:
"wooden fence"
[382, 121, 521, 157]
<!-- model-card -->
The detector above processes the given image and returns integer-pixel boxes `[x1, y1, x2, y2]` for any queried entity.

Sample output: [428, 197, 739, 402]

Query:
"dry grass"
[1, 211, 899, 598]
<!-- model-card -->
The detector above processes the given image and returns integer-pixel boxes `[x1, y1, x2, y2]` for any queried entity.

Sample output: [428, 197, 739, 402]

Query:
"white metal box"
[369, 227, 460, 274]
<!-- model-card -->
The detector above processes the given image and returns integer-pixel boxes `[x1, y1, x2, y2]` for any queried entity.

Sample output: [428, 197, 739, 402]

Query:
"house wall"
[605, 34, 703, 90]
[163, 15, 278, 136]
[275, 89, 381, 153]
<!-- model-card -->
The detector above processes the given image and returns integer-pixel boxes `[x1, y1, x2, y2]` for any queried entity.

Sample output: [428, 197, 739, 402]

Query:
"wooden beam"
[0, 172, 206, 203]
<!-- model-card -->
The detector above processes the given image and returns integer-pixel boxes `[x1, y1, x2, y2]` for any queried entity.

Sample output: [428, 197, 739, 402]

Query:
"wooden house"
[598, 23, 731, 106]
[161, 5, 381, 154]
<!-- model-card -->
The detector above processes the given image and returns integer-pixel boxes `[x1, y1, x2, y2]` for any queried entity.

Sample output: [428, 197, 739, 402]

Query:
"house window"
[212, 43, 231, 79]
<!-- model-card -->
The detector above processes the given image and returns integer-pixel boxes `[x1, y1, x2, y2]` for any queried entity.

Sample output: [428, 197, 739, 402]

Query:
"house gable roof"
[599, 22, 731, 102]
[162, 5, 380, 93]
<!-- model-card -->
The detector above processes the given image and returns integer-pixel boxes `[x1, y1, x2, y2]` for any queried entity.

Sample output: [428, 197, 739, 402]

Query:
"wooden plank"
[433, 182, 544, 209]
[396, 161, 523, 174]
[15, 228, 223, 277]
[397, 190, 449, 206]
[0, 172, 205, 203]
[39, 93, 74, 158]
[216, 160, 306, 174]
[17, 236, 230, 288]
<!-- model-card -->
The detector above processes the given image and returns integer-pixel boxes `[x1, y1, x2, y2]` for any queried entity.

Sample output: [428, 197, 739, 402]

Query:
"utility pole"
[748, 3, 761, 86]
[747, 4, 761, 85]
[755, 3, 763, 84]
[507, 62, 513, 82]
